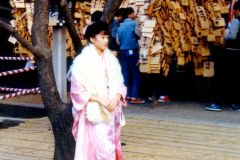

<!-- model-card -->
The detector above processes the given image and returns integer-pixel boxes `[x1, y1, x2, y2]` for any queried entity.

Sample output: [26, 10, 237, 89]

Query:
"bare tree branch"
[0, 19, 38, 55]
[101, 0, 123, 24]
[59, 0, 83, 54]
[0, 5, 12, 12]
[31, 0, 51, 59]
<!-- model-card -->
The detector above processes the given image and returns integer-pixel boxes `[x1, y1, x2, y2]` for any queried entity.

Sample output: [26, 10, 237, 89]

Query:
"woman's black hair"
[85, 21, 109, 42]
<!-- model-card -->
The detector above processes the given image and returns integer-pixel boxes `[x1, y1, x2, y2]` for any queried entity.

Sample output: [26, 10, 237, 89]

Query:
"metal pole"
[52, 27, 67, 103]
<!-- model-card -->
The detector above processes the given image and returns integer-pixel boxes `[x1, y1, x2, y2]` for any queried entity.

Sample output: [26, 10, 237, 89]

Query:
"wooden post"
[52, 27, 67, 103]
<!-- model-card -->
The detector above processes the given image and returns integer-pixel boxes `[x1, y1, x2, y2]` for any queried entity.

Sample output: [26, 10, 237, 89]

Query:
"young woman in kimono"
[69, 21, 127, 160]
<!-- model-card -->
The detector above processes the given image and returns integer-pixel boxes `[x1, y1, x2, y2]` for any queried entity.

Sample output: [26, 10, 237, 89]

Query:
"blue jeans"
[119, 49, 140, 98]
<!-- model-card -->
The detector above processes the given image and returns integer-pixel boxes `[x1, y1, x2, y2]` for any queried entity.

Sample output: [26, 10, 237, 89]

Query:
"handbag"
[86, 102, 111, 124]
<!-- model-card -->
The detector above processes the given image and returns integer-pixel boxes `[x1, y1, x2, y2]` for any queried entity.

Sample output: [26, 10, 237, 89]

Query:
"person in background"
[117, 7, 145, 104]
[147, 74, 171, 103]
[91, 10, 103, 23]
[109, 8, 125, 56]
[83, 10, 103, 35]
[206, 1, 240, 111]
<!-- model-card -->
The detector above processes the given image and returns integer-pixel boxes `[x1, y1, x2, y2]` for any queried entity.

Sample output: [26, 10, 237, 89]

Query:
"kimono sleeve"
[115, 58, 127, 107]
[117, 84, 127, 107]
[70, 72, 91, 111]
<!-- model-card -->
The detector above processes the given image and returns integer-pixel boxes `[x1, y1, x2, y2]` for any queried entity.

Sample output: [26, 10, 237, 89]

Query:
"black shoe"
[121, 142, 126, 146]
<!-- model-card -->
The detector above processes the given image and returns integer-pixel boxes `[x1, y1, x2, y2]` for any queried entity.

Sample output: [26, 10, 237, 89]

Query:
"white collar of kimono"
[68, 44, 123, 99]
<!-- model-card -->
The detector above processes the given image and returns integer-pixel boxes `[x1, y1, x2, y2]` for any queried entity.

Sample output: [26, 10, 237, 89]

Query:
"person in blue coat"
[117, 7, 145, 104]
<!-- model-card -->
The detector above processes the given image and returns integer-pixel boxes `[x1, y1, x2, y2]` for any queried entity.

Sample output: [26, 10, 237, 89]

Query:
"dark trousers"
[212, 48, 240, 106]
[145, 74, 169, 99]
[119, 49, 140, 98]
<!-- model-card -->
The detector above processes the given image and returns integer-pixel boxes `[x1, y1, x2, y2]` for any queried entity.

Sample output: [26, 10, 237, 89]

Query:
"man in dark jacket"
[109, 8, 125, 56]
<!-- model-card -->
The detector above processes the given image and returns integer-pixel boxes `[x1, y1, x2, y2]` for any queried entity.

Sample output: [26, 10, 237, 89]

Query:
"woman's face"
[91, 31, 109, 52]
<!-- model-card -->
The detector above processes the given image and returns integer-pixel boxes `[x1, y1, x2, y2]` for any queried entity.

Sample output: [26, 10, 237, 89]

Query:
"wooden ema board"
[10, 0, 227, 77]
[117, 0, 226, 76]
[141, 0, 227, 76]
[10, 0, 91, 58]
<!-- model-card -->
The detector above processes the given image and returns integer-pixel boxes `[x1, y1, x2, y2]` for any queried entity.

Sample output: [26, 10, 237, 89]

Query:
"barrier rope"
[0, 66, 36, 77]
[0, 56, 32, 61]
[0, 87, 41, 100]
[0, 87, 40, 92]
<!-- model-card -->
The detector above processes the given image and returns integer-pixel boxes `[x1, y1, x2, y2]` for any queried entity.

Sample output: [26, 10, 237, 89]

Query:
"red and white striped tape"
[0, 87, 40, 92]
[0, 88, 41, 100]
[0, 66, 36, 77]
[0, 56, 32, 61]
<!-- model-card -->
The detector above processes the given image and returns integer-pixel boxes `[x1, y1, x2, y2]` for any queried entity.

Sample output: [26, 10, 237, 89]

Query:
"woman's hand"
[90, 94, 122, 111]
[108, 94, 121, 111]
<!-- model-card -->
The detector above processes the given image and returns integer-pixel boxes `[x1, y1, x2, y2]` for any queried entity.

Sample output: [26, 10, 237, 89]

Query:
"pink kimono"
[69, 44, 127, 160]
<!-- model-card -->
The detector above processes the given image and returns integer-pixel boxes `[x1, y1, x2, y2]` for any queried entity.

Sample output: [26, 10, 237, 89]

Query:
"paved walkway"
[1, 116, 240, 160]
[1, 95, 240, 159]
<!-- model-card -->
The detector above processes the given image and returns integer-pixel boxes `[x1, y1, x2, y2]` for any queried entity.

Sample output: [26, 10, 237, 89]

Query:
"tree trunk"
[32, 1, 75, 159]
[35, 56, 75, 160]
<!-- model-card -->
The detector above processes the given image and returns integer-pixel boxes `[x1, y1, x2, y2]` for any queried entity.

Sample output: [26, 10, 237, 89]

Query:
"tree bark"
[31, 1, 75, 159]
[34, 57, 75, 160]
[101, 0, 123, 24]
